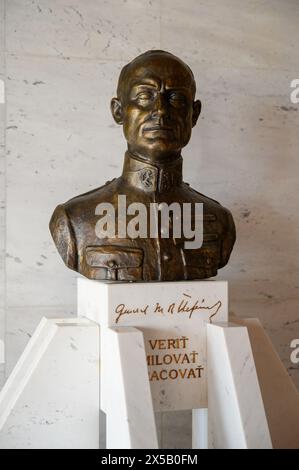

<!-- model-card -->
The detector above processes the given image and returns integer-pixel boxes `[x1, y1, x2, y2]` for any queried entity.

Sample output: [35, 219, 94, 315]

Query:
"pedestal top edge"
[77, 277, 228, 288]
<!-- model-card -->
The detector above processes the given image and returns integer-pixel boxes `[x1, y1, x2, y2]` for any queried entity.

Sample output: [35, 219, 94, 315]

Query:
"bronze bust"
[50, 50, 236, 282]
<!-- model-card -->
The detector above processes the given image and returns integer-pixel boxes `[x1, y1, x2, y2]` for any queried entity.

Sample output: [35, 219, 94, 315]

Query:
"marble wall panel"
[6, 0, 160, 60]
[0, 0, 6, 386]
[1, 0, 299, 396]
[160, 0, 299, 69]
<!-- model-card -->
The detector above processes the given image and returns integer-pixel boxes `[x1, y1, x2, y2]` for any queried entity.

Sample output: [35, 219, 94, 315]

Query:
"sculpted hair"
[116, 50, 196, 101]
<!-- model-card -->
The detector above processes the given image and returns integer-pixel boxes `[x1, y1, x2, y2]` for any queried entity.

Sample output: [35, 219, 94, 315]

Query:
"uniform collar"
[122, 151, 183, 193]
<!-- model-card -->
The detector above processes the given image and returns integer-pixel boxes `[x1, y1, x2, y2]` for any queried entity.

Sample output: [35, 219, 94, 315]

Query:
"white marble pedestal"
[77, 279, 271, 449]
[0, 279, 298, 448]
[78, 278, 228, 414]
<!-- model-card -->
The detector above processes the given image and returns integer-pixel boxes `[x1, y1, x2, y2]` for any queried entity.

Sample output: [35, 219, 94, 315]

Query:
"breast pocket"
[84, 245, 144, 281]
[183, 240, 220, 279]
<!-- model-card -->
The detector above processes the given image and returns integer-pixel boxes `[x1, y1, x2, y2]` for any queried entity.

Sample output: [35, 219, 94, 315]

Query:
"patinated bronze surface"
[49, 50, 236, 281]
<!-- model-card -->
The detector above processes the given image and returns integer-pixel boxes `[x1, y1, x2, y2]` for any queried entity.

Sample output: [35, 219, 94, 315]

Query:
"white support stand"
[0, 318, 102, 449]
[192, 409, 208, 449]
[77, 278, 273, 449]
[0, 279, 298, 449]
[103, 326, 158, 449]
[206, 322, 272, 449]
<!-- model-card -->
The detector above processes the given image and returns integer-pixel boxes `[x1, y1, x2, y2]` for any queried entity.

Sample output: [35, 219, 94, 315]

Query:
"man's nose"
[151, 93, 170, 119]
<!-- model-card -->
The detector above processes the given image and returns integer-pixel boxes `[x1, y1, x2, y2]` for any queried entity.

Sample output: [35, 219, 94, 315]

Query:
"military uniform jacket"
[49, 152, 236, 282]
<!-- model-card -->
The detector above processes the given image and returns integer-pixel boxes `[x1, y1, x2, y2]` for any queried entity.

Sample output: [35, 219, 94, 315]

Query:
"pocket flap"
[183, 244, 219, 267]
[85, 245, 143, 268]
[174, 233, 219, 247]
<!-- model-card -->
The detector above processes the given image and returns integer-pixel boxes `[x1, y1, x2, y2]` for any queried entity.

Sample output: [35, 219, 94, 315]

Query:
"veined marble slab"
[233, 317, 299, 449]
[103, 326, 158, 449]
[78, 278, 228, 411]
[0, 317, 102, 449]
[207, 322, 272, 449]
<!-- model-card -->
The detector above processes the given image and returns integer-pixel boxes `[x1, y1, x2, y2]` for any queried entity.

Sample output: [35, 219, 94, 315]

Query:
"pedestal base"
[0, 280, 298, 448]
[0, 318, 102, 449]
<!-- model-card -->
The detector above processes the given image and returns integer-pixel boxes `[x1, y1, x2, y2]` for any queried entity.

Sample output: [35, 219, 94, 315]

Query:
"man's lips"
[143, 125, 173, 132]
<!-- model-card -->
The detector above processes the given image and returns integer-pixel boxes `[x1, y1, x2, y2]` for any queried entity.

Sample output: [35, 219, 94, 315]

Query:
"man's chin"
[141, 138, 180, 151]
[133, 146, 181, 163]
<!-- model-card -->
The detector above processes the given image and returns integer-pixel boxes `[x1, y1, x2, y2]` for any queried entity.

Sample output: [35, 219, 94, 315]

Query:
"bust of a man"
[50, 50, 236, 281]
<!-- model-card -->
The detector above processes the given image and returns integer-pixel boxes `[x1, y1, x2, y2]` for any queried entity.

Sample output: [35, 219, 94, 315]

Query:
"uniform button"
[163, 253, 171, 261]
[108, 260, 117, 268]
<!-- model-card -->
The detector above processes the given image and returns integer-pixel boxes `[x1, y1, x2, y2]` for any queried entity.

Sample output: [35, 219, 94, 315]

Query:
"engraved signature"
[115, 304, 149, 324]
[114, 292, 222, 324]
[168, 293, 222, 321]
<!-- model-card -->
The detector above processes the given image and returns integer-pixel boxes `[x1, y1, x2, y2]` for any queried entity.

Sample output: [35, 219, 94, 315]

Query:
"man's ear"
[192, 99, 201, 127]
[111, 97, 123, 125]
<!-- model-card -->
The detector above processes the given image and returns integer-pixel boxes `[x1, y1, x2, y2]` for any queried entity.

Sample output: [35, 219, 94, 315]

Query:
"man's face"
[111, 55, 201, 162]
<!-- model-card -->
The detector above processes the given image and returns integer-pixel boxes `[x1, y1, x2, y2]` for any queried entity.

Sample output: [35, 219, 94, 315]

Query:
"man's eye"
[136, 92, 153, 101]
[169, 93, 186, 104]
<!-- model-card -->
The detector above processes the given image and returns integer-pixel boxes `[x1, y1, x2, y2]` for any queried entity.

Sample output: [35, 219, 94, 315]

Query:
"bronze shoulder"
[65, 179, 117, 206]
[49, 204, 77, 271]
[183, 183, 221, 206]
[219, 208, 236, 268]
